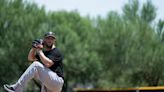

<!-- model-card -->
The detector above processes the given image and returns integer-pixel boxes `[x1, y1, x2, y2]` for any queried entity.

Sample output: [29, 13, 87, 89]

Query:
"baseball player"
[4, 32, 64, 92]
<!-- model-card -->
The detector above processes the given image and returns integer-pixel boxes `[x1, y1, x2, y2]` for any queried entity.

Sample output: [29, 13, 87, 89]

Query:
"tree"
[140, 0, 156, 23]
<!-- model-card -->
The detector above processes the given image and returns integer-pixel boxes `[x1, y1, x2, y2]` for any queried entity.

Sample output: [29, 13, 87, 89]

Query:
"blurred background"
[0, 0, 164, 92]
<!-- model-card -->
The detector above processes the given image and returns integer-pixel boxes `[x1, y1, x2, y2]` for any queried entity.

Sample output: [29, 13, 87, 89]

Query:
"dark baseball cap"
[44, 31, 56, 38]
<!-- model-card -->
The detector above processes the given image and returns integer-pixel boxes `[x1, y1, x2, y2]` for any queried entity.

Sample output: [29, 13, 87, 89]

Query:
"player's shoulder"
[52, 47, 59, 51]
[52, 48, 61, 54]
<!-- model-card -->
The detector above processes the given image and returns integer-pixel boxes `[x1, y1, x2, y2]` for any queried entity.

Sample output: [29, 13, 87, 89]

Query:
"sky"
[33, 0, 164, 20]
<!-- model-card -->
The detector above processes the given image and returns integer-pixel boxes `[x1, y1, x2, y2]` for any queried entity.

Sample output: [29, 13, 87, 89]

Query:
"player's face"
[44, 36, 55, 48]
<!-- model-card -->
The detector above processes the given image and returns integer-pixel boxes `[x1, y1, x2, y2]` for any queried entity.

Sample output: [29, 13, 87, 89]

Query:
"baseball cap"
[44, 31, 56, 38]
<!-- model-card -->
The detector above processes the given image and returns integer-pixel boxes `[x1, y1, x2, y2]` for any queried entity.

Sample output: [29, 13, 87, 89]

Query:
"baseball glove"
[32, 39, 43, 48]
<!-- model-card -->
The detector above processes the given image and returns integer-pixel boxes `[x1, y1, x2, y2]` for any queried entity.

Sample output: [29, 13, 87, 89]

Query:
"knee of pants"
[32, 61, 44, 69]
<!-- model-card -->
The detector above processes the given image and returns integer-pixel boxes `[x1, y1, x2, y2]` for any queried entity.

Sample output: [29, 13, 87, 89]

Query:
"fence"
[74, 86, 164, 92]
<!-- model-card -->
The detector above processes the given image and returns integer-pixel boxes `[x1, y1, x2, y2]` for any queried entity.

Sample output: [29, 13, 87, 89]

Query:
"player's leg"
[4, 61, 64, 92]
[37, 65, 64, 92]
[4, 61, 43, 92]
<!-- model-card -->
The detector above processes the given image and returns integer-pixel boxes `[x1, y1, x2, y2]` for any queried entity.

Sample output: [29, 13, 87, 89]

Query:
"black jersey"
[36, 48, 64, 78]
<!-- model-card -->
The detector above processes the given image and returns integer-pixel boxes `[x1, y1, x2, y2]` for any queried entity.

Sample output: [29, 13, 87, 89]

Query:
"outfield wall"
[74, 86, 164, 92]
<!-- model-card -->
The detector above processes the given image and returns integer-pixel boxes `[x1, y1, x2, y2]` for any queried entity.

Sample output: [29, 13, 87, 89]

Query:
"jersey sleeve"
[52, 49, 63, 63]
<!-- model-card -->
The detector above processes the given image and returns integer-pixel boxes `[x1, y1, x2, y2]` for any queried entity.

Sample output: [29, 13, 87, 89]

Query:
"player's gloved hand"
[32, 39, 43, 48]
[36, 44, 43, 49]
